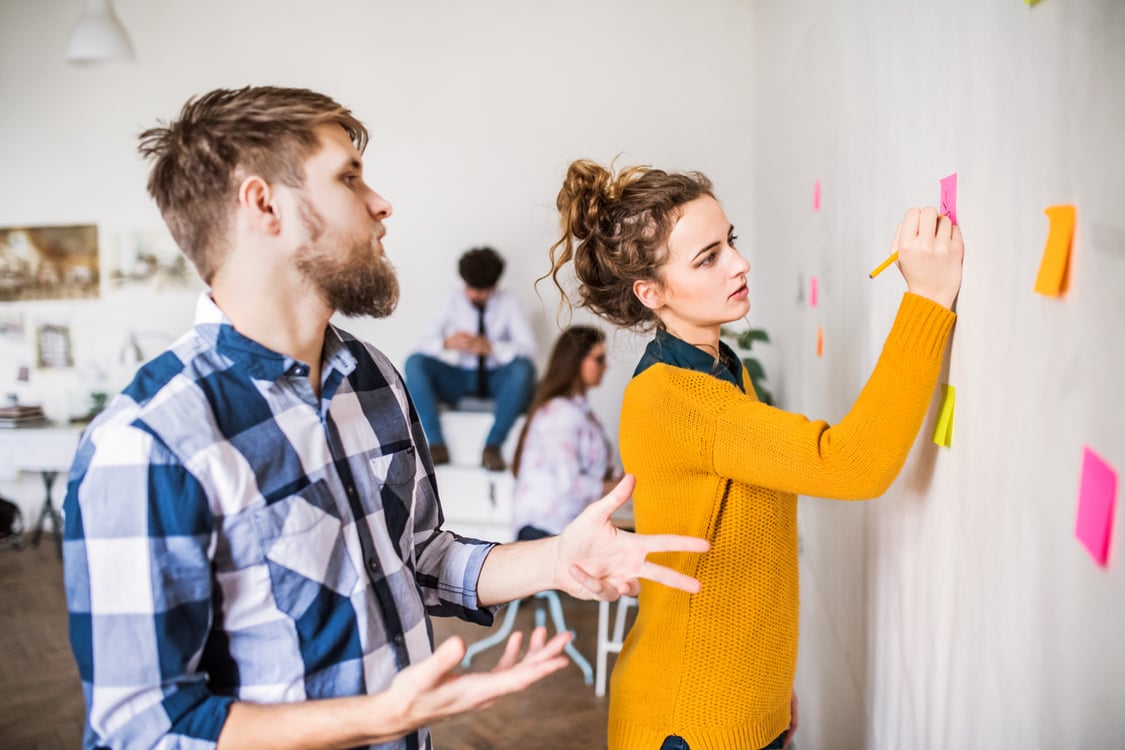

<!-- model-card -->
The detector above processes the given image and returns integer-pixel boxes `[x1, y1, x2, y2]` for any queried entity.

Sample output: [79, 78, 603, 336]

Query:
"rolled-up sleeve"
[404, 397, 498, 625]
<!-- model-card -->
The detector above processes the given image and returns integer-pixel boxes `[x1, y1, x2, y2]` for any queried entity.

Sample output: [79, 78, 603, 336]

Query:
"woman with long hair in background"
[511, 325, 618, 541]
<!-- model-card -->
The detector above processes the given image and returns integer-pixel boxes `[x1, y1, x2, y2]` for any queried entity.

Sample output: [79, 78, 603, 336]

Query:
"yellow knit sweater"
[610, 293, 955, 750]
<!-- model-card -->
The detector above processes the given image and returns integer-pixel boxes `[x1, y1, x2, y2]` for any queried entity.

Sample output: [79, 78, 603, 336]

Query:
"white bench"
[432, 409, 522, 542]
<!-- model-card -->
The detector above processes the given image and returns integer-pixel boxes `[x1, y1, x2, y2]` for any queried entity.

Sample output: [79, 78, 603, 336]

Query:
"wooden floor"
[0, 538, 87, 750]
[0, 537, 619, 749]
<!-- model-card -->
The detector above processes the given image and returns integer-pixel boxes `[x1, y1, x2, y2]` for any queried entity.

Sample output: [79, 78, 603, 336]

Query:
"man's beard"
[294, 198, 400, 318]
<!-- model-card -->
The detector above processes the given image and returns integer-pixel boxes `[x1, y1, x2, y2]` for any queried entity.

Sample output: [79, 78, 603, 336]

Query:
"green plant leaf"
[735, 328, 770, 350]
[721, 325, 776, 406]
[742, 357, 765, 381]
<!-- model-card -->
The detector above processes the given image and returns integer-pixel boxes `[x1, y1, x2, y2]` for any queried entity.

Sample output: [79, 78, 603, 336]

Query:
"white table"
[0, 425, 84, 557]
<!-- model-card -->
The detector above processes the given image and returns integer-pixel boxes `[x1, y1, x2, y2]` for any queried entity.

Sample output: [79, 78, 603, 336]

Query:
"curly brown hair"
[544, 159, 714, 330]
[138, 86, 368, 283]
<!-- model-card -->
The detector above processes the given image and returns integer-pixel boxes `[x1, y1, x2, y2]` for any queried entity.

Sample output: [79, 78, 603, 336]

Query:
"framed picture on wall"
[107, 227, 199, 292]
[0, 309, 24, 342]
[36, 323, 73, 369]
[0, 224, 100, 302]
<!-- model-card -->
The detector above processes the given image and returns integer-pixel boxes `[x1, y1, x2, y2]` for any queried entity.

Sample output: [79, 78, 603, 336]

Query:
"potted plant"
[720, 325, 775, 406]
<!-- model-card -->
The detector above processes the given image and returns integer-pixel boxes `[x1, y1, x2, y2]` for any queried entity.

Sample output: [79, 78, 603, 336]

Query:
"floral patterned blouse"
[512, 393, 612, 536]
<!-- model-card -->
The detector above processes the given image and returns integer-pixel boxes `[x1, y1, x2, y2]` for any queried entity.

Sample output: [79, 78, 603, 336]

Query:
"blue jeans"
[403, 353, 535, 448]
[660, 731, 787, 750]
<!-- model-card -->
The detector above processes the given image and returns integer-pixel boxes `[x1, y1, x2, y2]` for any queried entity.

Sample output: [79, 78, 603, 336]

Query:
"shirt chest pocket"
[368, 445, 416, 488]
[366, 447, 417, 552]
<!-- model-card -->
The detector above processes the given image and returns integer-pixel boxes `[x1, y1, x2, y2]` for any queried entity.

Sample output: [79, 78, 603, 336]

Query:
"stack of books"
[0, 403, 49, 428]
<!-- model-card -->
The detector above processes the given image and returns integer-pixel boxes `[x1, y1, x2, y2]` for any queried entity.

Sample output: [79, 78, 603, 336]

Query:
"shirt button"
[346, 485, 356, 497]
[393, 633, 405, 647]
[367, 556, 379, 572]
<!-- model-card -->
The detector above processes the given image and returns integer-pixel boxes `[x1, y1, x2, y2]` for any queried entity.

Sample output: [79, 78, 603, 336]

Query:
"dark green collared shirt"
[633, 328, 745, 392]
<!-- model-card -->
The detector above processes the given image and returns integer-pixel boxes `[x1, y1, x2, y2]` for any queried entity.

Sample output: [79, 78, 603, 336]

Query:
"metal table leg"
[30, 471, 62, 559]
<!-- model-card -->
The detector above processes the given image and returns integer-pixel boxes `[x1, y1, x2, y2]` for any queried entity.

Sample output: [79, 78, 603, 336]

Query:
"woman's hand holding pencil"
[871, 207, 964, 310]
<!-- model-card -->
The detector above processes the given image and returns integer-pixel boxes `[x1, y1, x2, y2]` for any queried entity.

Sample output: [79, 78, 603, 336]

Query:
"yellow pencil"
[868, 251, 898, 279]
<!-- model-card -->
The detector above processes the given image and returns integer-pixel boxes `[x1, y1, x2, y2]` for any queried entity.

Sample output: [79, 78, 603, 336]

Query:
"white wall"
[0, 0, 755, 515]
[6, 2, 1121, 748]
[750, 1, 1125, 748]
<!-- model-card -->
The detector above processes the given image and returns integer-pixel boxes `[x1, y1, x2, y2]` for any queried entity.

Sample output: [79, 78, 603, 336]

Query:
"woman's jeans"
[660, 731, 787, 750]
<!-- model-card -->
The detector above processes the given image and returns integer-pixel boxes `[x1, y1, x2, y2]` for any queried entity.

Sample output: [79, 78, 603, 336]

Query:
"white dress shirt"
[416, 287, 537, 369]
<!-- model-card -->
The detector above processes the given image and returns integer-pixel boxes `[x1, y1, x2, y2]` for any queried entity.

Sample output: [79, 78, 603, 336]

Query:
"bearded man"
[62, 86, 709, 750]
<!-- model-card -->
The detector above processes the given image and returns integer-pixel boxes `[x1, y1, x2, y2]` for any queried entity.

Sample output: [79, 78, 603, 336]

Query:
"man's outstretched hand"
[555, 474, 710, 600]
[386, 627, 570, 736]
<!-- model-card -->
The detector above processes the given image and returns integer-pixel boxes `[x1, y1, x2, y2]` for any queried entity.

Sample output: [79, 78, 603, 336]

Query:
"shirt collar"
[192, 292, 357, 383]
[633, 327, 745, 392]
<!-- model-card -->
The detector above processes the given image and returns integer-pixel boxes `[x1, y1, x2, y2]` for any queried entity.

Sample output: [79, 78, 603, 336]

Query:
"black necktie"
[475, 303, 488, 396]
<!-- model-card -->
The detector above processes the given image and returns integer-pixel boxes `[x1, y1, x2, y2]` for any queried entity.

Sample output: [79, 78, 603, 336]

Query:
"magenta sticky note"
[940, 173, 958, 226]
[1076, 446, 1117, 567]
[813, 180, 821, 211]
[810, 276, 818, 307]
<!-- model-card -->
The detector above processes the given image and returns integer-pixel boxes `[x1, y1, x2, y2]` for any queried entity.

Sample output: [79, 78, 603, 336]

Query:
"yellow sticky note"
[932, 383, 955, 447]
[1033, 204, 1076, 297]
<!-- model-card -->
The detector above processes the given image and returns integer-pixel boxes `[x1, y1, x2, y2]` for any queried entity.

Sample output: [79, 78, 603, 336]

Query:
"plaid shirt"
[64, 293, 497, 750]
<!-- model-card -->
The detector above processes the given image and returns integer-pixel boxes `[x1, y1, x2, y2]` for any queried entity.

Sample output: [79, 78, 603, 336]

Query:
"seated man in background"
[405, 246, 536, 470]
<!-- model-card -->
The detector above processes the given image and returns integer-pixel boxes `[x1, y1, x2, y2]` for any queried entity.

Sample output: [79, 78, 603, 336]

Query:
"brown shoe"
[481, 445, 506, 472]
[430, 444, 450, 466]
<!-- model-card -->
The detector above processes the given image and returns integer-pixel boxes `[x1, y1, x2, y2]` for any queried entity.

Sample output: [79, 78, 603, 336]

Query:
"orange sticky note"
[1033, 204, 1076, 297]
[931, 383, 955, 447]
[816, 326, 823, 357]
[1076, 446, 1117, 567]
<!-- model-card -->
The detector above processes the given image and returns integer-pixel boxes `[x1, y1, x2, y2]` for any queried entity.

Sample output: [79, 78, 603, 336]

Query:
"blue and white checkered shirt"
[64, 293, 497, 750]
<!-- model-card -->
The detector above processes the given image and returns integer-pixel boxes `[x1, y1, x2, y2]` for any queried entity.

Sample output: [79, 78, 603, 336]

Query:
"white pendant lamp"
[65, 0, 135, 63]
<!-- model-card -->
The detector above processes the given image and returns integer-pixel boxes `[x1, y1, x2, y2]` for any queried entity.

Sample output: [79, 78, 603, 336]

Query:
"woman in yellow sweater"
[545, 160, 963, 750]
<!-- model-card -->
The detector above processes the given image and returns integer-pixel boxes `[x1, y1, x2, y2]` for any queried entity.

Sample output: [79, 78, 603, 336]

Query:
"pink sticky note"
[813, 180, 821, 211]
[1076, 446, 1117, 567]
[810, 276, 818, 307]
[940, 173, 958, 226]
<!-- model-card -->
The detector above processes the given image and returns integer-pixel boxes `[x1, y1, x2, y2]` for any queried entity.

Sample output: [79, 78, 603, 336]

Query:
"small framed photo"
[36, 323, 73, 369]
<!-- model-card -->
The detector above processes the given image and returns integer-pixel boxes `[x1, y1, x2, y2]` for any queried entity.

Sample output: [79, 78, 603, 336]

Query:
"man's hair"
[458, 246, 505, 290]
[137, 86, 368, 283]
